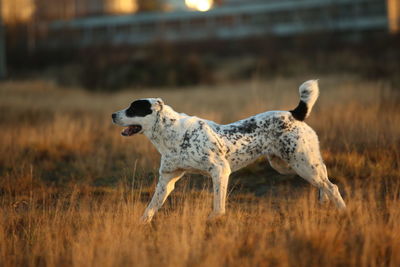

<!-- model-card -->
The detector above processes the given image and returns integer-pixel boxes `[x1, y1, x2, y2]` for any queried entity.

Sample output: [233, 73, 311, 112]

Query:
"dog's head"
[112, 98, 164, 137]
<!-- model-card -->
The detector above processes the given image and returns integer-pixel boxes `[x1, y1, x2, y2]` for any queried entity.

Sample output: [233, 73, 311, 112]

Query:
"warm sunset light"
[185, 0, 213, 12]
[2, 0, 400, 266]
[106, 0, 138, 14]
[1, 0, 35, 23]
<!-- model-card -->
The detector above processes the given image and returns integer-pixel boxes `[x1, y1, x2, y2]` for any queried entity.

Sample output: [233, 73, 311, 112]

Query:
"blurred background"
[0, 0, 399, 89]
[1, 3, 400, 265]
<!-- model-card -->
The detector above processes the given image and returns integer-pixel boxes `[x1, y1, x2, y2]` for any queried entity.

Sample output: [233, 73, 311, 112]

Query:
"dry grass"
[0, 75, 399, 266]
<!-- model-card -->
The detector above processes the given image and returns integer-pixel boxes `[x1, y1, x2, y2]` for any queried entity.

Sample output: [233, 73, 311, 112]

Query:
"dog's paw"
[207, 211, 225, 221]
[139, 214, 153, 225]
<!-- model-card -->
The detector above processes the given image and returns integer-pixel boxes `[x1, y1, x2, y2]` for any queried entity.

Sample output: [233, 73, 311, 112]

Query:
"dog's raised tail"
[290, 80, 319, 121]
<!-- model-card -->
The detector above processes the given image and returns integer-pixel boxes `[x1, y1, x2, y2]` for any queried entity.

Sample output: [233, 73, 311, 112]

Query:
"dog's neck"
[143, 105, 182, 154]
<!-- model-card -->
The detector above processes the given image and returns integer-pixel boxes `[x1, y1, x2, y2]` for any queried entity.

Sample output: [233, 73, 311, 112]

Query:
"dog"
[112, 80, 346, 223]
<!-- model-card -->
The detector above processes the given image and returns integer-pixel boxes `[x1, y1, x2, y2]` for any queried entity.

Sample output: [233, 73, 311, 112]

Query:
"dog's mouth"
[121, 125, 142, 136]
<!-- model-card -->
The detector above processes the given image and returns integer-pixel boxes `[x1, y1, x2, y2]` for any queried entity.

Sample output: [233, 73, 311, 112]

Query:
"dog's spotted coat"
[112, 80, 346, 223]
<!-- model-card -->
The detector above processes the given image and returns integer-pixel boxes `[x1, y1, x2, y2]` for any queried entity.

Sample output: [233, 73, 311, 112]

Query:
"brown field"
[0, 75, 399, 267]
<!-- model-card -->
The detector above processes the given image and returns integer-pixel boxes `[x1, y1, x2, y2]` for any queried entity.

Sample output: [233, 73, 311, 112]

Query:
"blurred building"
[1, 0, 399, 50]
[1, 0, 140, 23]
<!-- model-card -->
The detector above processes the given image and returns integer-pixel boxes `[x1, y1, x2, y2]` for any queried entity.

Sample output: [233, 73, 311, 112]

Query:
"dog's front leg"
[209, 162, 231, 220]
[140, 170, 184, 224]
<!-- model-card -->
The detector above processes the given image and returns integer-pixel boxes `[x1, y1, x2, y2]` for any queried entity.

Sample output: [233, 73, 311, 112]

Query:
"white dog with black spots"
[112, 80, 346, 223]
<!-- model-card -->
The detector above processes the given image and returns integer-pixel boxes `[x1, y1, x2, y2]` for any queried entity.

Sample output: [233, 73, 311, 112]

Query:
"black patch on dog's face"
[126, 100, 152, 117]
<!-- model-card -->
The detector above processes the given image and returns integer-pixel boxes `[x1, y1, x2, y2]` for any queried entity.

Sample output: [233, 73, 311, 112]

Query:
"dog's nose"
[112, 113, 117, 119]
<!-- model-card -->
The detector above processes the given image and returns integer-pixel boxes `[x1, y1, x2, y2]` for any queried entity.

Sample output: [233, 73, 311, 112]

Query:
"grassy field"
[0, 75, 399, 266]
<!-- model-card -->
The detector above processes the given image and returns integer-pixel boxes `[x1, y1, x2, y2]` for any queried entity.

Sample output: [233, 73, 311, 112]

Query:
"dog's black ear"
[154, 98, 164, 111]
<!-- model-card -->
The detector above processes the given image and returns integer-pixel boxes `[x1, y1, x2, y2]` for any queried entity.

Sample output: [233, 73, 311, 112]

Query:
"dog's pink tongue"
[121, 127, 134, 137]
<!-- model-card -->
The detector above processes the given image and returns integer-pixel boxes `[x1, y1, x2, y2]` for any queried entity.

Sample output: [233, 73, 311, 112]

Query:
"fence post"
[0, 1, 6, 79]
[387, 0, 400, 34]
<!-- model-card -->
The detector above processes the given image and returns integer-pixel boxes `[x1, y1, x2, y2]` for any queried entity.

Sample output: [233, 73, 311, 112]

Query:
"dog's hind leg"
[266, 155, 335, 203]
[140, 170, 185, 224]
[209, 160, 231, 219]
[318, 187, 330, 204]
[267, 154, 296, 175]
[317, 164, 330, 204]
[289, 156, 346, 210]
